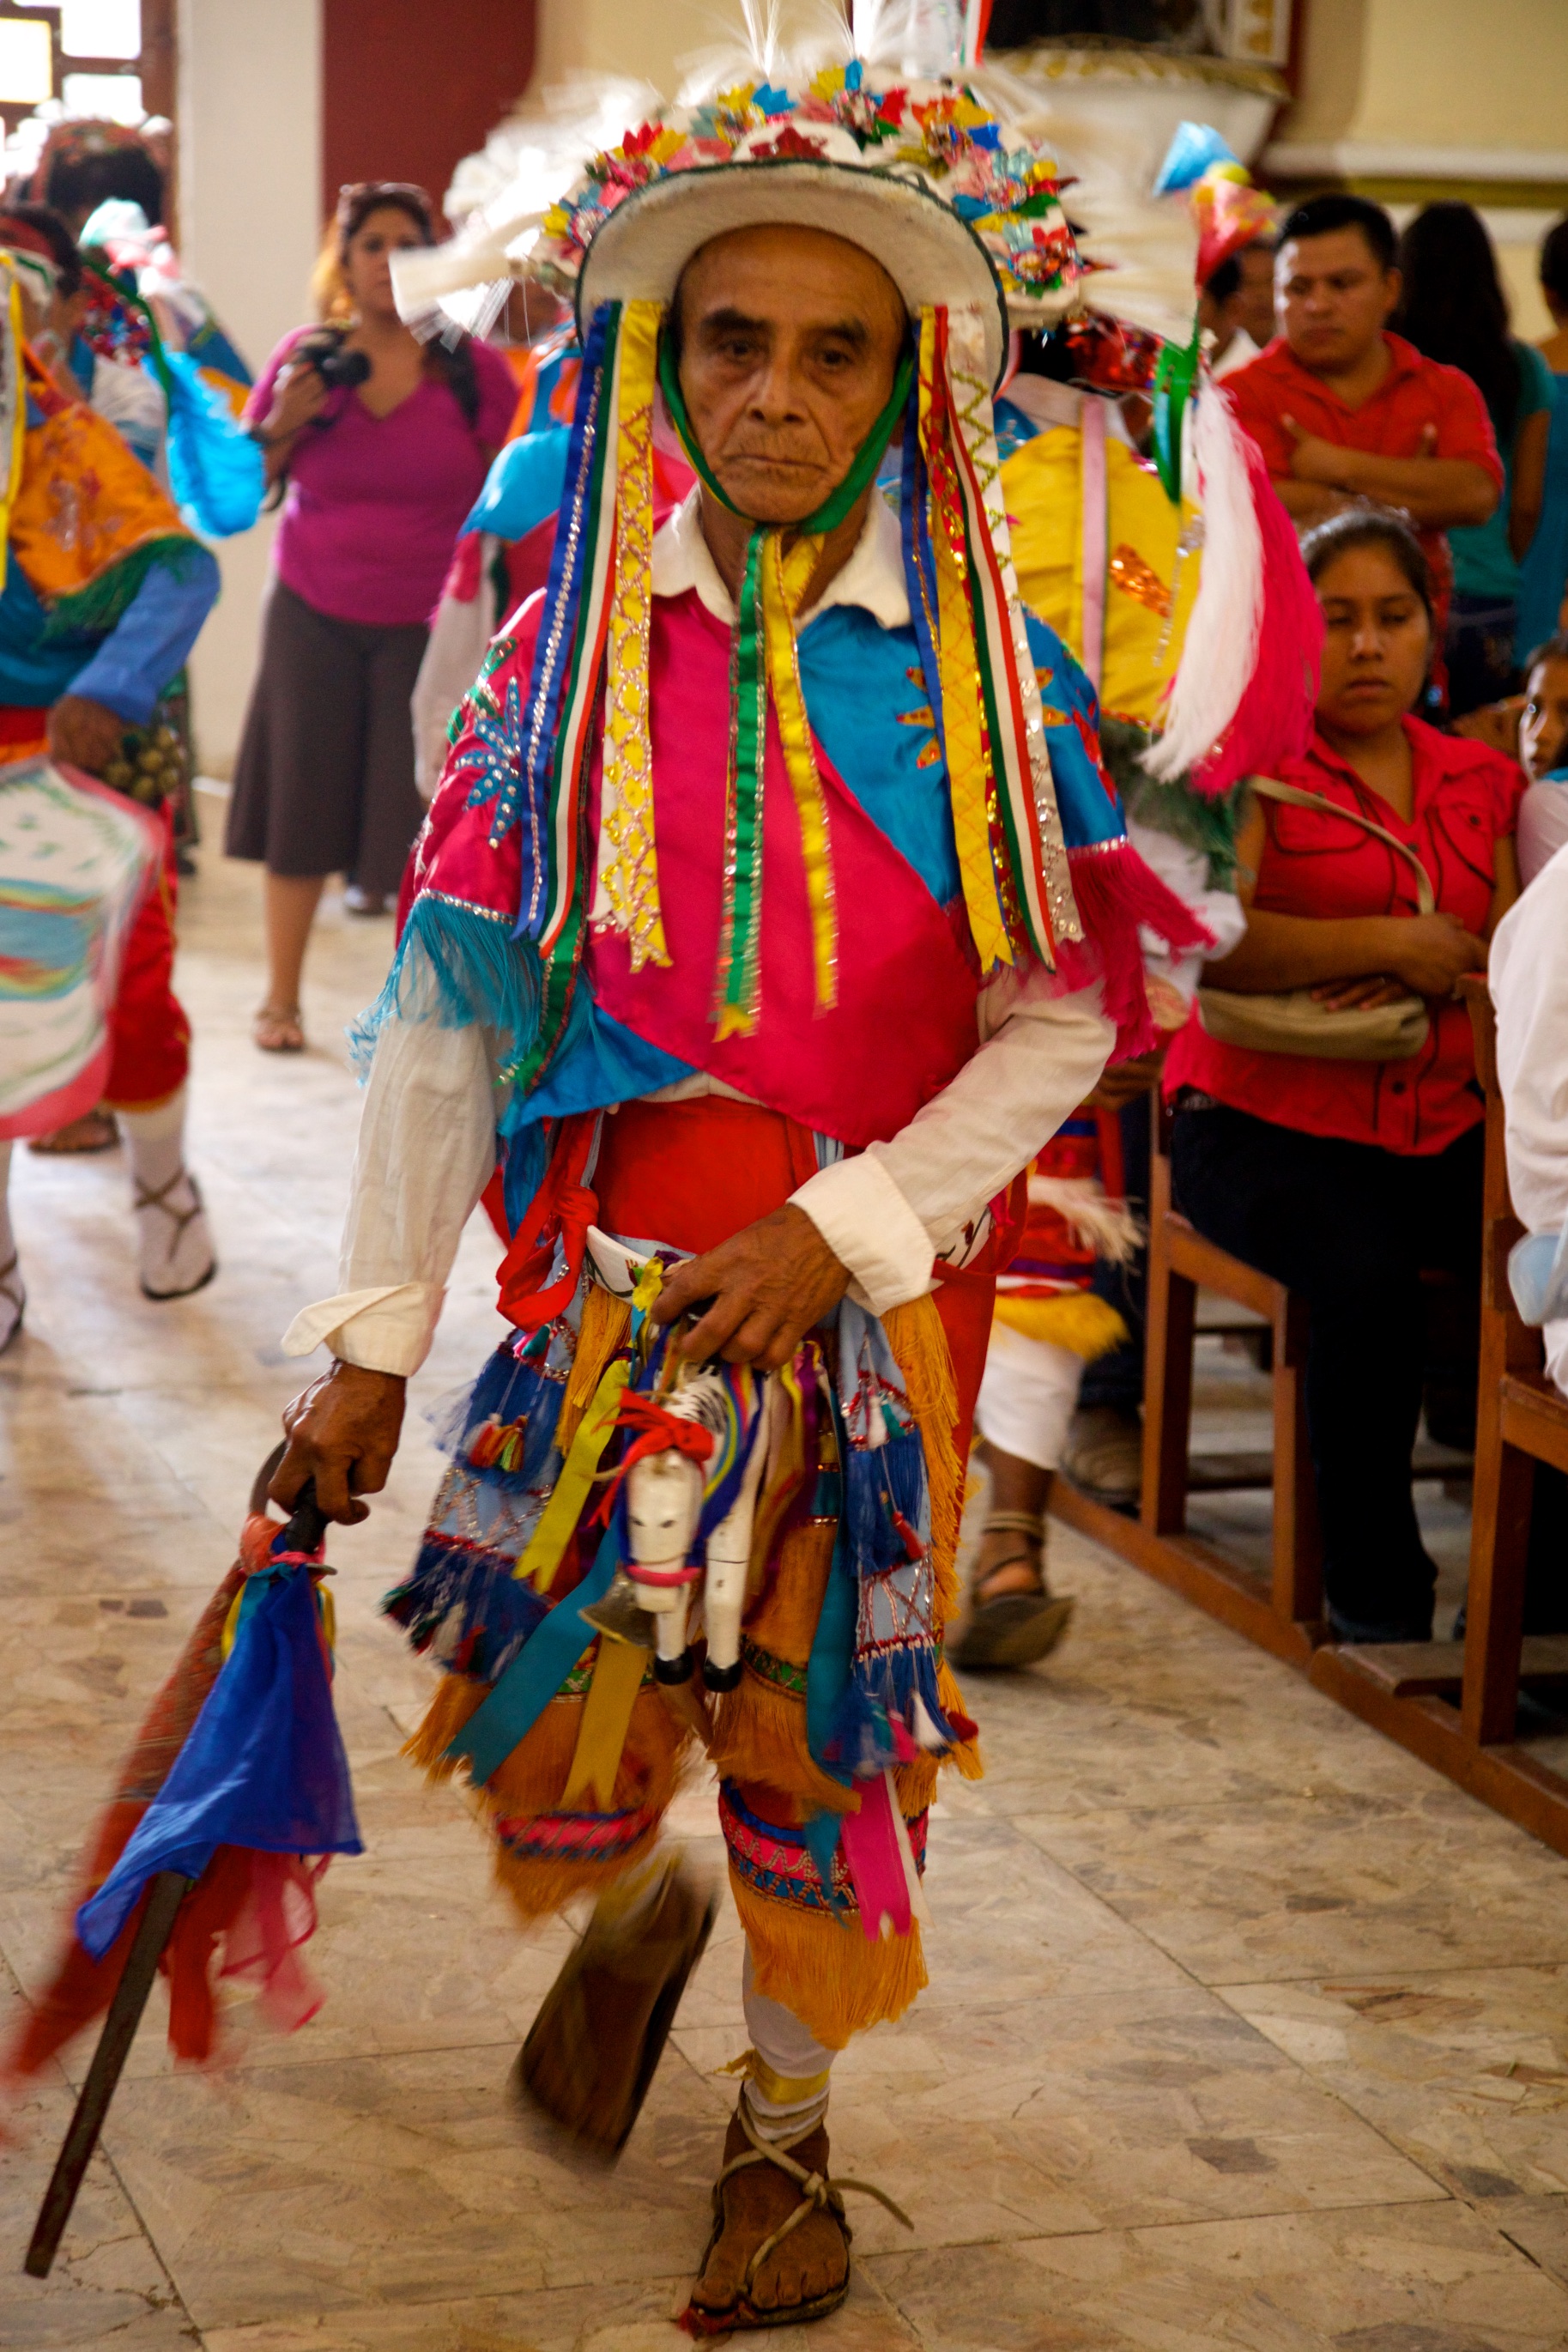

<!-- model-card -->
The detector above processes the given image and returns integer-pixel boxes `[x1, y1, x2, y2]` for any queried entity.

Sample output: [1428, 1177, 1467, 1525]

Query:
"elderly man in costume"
[0, 219, 220, 1344]
[272, 66, 1202, 2331]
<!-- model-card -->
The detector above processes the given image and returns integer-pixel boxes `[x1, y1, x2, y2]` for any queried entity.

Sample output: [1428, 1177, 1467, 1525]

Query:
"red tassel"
[1056, 836, 1212, 1060]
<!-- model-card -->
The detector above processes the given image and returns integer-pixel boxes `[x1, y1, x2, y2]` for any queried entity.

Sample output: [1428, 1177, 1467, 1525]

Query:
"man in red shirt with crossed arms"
[1226, 191, 1502, 633]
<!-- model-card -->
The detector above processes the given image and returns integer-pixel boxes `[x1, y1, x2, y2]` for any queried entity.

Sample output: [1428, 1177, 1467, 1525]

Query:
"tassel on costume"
[883, 1295, 961, 1629]
[992, 1290, 1129, 1359]
[557, 1287, 632, 1455]
[1057, 836, 1213, 1060]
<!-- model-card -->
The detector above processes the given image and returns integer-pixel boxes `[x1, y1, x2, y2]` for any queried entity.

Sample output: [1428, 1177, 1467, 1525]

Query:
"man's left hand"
[1280, 415, 1349, 488]
[651, 1203, 851, 1370]
[49, 694, 127, 777]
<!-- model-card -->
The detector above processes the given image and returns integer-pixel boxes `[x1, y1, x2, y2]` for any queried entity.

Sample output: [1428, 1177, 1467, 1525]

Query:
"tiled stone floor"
[5, 823, 1568, 2349]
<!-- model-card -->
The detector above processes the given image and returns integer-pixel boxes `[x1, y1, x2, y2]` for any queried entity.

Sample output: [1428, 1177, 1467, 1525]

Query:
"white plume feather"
[1140, 382, 1261, 784]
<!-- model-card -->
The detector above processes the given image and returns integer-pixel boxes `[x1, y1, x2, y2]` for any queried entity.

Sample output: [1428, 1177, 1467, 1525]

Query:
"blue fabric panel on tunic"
[796, 605, 961, 906]
[519, 995, 695, 1121]
[1024, 609, 1124, 848]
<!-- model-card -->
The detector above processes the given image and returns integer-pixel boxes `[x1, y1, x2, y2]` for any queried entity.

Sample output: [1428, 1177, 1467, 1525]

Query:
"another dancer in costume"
[0, 226, 220, 1343]
[960, 123, 1315, 1573]
[273, 60, 1206, 2331]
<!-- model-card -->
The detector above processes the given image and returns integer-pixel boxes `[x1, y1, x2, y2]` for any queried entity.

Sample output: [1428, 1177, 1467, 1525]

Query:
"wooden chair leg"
[1142, 1231, 1196, 1539]
[1271, 1289, 1322, 1626]
[1462, 1434, 1535, 1745]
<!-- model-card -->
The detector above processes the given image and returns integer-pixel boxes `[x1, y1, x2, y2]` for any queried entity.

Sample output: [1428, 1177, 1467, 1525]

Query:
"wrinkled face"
[1314, 543, 1432, 736]
[675, 223, 906, 524]
[1522, 655, 1568, 779]
[342, 203, 427, 314]
[1277, 226, 1398, 373]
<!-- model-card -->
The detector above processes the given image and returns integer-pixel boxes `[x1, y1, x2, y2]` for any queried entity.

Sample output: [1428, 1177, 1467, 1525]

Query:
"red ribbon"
[594, 1391, 717, 1525]
[495, 1111, 600, 1331]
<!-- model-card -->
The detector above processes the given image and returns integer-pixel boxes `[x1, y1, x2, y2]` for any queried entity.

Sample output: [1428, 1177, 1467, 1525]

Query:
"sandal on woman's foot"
[684, 2100, 911, 2333]
[254, 1004, 305, 1053]
[27, 1106, 118, 1155]
[0, 1253, 24, 1353]
[952, 1511, 1075, 1672]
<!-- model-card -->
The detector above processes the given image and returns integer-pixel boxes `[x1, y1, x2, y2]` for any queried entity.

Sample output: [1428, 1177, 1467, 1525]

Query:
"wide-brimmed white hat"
[395, 66, 1081, 389]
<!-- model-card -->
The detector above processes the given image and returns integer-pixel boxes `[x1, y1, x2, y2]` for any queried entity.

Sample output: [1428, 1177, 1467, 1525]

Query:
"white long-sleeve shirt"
[1492, 842, 1568, 1397]
[283, 493, 1117, 1377]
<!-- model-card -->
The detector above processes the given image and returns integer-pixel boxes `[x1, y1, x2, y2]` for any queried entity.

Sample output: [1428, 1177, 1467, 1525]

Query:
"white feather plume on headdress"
[394, 74, 663, 330]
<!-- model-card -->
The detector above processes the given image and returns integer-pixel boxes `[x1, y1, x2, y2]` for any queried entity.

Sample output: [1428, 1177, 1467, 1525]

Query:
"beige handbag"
[1196, 778, 1436, 1063]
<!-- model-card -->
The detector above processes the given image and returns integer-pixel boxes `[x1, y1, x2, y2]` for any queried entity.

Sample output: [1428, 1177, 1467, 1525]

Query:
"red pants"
[592, 1095, 997, 1450]
[105, 820, 190, 1111]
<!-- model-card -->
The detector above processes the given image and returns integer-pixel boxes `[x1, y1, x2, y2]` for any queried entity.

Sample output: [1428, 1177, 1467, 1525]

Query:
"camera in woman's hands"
[294, 327, 372, 391]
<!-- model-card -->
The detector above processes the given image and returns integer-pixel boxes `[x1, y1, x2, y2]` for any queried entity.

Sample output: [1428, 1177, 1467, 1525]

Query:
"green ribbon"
[1150, 322, 1202, 506]
[656, 335, 914, 1026]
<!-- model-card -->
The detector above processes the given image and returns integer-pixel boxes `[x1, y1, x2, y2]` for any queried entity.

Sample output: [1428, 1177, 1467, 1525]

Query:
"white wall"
[178, 0, 323, 775]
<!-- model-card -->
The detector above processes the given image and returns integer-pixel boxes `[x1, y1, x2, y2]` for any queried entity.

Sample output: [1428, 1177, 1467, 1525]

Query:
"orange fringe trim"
[493, 1823, 664, 1923]
[710, 1661, 856, 1818]
[938, 1658, 984, 1781]
[403, 1665, 695, 1919]
[711, 1520, 854, 1816]
[883, 1295, 961, 1633]
[730, 1867, 928, 2051]
[557, 1286, 632, 1455]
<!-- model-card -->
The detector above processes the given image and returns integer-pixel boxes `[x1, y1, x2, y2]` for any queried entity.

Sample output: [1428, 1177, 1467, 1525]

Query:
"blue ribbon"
[442, 1527, 621, 1786]
[899, 361, 947, 773]
[513, 299, 616, 941]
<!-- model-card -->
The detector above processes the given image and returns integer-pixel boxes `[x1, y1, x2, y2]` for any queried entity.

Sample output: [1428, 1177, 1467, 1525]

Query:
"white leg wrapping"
[123, 1088, 215, 1299]
[740, 1945, 834, 2143]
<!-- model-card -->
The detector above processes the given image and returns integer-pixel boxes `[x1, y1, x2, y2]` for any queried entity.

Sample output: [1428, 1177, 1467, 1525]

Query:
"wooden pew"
[1311, 975, 1568, 1859]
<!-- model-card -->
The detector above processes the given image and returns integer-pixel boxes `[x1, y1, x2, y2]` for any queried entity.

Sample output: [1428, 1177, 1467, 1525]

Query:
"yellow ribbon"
[600, 299, 669, 968]
[719, 2048, 832, 2105]
[919, 308, 1011, 973]
[761, 531, 838, 1011]
[515, 1358, 630, 1592]
[560, 1634, 649, 1809]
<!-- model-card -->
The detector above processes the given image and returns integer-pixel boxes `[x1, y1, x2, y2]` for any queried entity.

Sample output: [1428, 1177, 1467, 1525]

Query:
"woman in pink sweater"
[227, 181, 516, 1051]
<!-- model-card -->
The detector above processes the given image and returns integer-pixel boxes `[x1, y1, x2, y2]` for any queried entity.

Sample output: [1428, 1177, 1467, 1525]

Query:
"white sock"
[739, 1948, 834, 2143]
[121, 1085, 187, 1189]
[123, 1088, 214, 1297]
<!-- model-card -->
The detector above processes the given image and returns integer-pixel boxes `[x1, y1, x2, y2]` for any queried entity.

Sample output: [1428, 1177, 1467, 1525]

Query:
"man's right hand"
[270, 1361, 407, 1525]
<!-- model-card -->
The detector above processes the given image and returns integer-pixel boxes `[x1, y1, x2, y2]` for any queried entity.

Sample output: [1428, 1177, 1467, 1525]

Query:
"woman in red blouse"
[1165, 508, 1523, 1640]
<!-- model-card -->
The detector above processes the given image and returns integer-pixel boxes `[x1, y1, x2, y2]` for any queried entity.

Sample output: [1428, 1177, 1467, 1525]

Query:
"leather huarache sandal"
[0, 1252, 24, 1353]
[513, 1855, 716, 2155]
[27, 1106, 118, 1154]
[684, 2097, 911, 2334]
[952, 1509, 1075, 1672]
[134, 1168, 217, 1301]
[253, 1003, 305, 1053]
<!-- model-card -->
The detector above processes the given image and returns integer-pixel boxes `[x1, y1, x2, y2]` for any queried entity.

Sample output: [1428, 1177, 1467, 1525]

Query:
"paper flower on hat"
[1153, 121, 1277, 292]
[443, 63, 1081, 388]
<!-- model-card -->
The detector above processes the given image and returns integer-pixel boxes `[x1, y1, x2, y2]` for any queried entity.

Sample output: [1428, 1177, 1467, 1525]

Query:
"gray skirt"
[225, 576, 429, 898]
